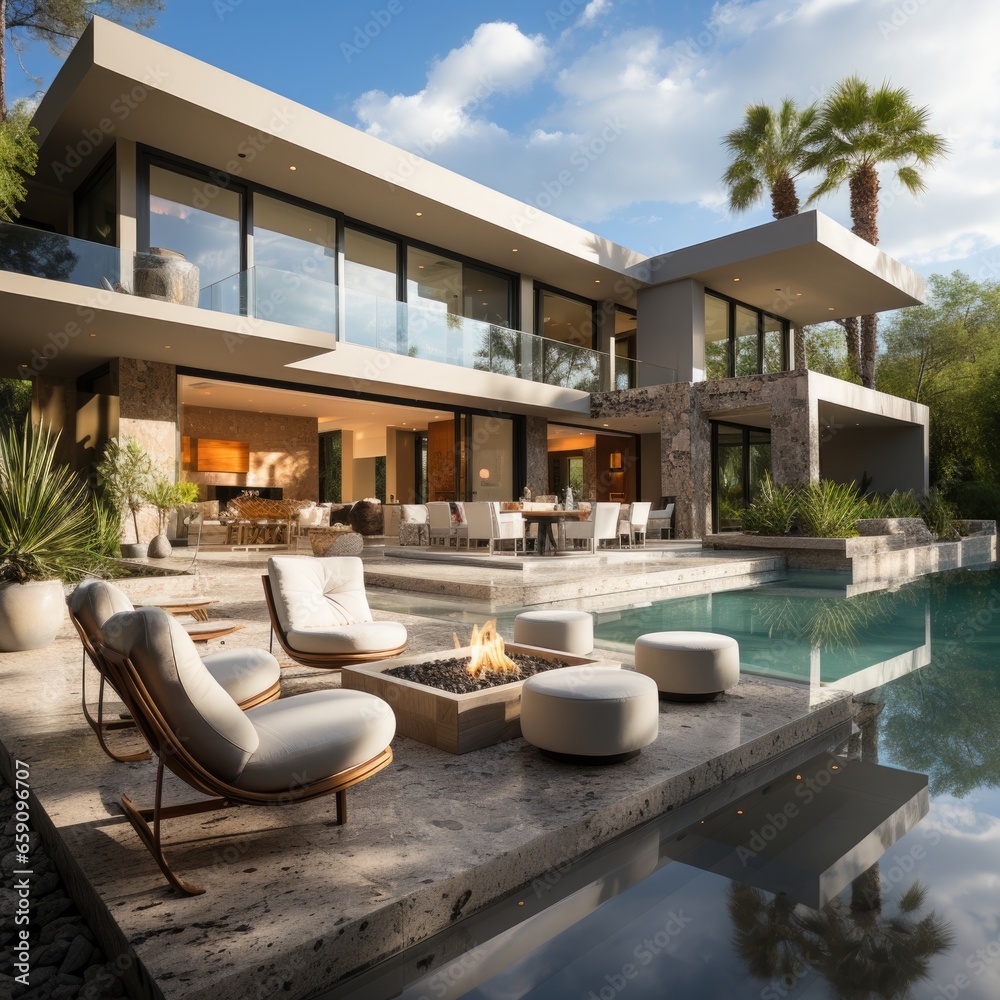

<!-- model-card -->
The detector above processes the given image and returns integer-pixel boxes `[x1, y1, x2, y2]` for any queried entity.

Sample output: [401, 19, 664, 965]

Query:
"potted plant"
[96, 437, 154, 558]
[0, 420, 101, 651]
[143, 475, 200, 558]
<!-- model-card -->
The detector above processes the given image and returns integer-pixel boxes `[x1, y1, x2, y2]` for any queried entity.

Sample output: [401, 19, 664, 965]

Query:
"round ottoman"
[514, 610, 594, 655]
[634, 631, 740, 701]
[520, 666, 659, 763]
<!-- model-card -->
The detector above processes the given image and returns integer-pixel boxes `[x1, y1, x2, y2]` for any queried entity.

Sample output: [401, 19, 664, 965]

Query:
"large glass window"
[712, 422, 772, 532]
[75, 156, 117, 245]
[763, 314, 784, 373]
[252, 194, 336, 280]
[148, 164, 242, 289]
[537, 288, 594, 347]
[614, 308, 637, 389]
[252, 194, 336, 331]
[734, 305, 759, 377]
[344, 228, 399, 349]
[704, 293, 730, 380]
[405, 248, 513, 368]
[704, 292, 788, 381]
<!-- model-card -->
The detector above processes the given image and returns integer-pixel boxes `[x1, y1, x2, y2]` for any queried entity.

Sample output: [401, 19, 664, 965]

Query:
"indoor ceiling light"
[289, 165, 297, 171]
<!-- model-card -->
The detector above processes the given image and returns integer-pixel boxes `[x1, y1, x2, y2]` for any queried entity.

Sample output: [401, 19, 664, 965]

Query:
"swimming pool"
[327, 566, 1000, 1000]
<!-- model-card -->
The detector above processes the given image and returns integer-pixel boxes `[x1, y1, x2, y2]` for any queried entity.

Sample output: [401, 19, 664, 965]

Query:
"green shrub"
[742, 475, 797, 535]
[796, 480, 867, 538]
[867, 489, 922, 519]
[948, 480, 1000, 521]
[920, 488, 959, 540]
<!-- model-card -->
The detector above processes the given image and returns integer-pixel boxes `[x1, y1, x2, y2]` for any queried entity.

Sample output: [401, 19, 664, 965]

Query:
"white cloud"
[354, 22, 547, 148]
[350, 1, 1000, 270]
[580, 0, 612, 25]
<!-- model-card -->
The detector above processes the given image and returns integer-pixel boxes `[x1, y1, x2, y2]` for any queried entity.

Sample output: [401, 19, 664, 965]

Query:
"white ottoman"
[634, 631, 740, 701]
[520, 666, 659, 763]
[514, 610, 594, 655]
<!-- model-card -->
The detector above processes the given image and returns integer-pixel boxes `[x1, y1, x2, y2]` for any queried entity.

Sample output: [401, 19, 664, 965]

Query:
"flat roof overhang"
[31, 19, 645, 304]
[629, 211, 926, 325]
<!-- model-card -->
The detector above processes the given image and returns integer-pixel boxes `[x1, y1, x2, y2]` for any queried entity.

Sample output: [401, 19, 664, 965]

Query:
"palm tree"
[805, 77, 948, 388]
[721, 98, 817, 220]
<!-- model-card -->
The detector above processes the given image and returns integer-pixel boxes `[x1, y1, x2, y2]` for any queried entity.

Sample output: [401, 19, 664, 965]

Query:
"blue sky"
[8, 0, 999, 279]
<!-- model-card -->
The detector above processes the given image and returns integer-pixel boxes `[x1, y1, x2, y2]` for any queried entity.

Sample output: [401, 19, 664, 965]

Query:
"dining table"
[519, 508, 590, 555]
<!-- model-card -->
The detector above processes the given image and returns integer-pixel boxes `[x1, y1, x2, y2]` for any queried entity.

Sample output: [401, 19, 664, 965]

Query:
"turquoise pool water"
[593, 577, 932, 685]
[329, 566, 1000, 1000]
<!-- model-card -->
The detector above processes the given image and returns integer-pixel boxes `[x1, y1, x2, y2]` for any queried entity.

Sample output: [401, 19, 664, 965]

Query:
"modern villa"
[0, 18, 931, 540]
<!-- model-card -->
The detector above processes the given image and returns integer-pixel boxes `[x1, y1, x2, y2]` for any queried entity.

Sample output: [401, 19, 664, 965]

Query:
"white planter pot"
[0, 579, 66, 652]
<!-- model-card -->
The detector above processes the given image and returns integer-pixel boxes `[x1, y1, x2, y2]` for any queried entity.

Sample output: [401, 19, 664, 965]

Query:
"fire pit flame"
[454, 620, 520, 678]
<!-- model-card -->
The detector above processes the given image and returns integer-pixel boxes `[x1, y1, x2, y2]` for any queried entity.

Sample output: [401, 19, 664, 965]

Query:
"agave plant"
[0, 420, 99, 583]
[796, 480, 867, 538]
[741, 474, 797, 536]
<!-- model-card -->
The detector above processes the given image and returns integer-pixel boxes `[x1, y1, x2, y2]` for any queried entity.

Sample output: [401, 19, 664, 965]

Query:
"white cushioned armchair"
[262, 555, 407, 668]
[99, 606, 396, 894]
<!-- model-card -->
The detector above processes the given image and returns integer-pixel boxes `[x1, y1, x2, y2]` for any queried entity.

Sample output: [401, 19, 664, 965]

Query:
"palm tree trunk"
[849, 164, 880, 387]
[771, 172, 799, 219]
[860, 313, 878, 388]
[849, 165, 879, 245]
[843, 316, 860, 375]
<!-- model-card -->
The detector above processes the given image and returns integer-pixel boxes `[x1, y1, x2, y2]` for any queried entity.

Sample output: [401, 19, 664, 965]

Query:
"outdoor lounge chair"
[262, 556, 407, 669]
[98, 606, 396, 894]
[69, 579, 281, 763]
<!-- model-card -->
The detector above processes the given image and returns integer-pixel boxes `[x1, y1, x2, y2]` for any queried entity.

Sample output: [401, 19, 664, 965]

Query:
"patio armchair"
[262, 556, 407, 669]
[98, 606, 396, 895]
[563, 502, 621, 553]
[69, 579, 281, 763]
[618, 501, 652, 548]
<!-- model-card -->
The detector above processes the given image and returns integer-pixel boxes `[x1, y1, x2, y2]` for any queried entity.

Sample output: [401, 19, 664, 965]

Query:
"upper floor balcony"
[0, 222, 676, 393]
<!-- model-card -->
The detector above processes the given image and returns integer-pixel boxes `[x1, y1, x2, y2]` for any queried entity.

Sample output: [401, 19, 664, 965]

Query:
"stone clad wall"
[182, 404, 319, 500]
[592, 371, 818, 539]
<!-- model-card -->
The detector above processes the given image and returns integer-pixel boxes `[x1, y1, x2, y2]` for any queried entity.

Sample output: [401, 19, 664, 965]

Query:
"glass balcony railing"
[0, 223, 679, 391]
[0, 220, 120, 288]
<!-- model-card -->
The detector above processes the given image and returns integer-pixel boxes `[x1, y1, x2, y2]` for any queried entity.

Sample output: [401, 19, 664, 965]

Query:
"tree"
[877, 272, 1000, 488]
[1, 1, 162, 218]
[0, 376, 31, 424]
[721, 98, 817, 220]
[805, 77, 948, 388]
[0, 100, 36, 219]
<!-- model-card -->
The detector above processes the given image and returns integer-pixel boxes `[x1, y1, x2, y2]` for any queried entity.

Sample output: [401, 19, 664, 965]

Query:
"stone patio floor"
[0, 546, 854, 1000]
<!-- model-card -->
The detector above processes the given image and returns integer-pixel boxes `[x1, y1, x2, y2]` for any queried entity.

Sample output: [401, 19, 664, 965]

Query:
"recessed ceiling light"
[796, 292, 803, 297]
[418, 264, 425, 269]
[164, 345, 172, 349]
[595, 279, 601, 284]
[289, 165, 297, 171]
[733, 277, 741, 282]
[415, 211, 423, 217]
[511, 248, 519, 252]
[603, 423, 609, 427]
[828, 306, 835, 311]
[89, 333, 96, 337]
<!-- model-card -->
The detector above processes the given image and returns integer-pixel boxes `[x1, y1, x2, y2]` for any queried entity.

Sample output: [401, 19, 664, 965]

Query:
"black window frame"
[705, 289, 789, 379]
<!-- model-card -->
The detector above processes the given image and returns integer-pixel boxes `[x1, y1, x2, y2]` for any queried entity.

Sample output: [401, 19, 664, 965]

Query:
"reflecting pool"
[328, 567, 1000, 1000]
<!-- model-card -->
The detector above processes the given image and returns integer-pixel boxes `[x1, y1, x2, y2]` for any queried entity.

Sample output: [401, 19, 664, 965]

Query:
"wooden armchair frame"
[97, 641, 393, 896]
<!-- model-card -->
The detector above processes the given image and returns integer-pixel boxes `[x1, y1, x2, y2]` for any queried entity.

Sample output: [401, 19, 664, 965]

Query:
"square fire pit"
[341, 645, 620, 754]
